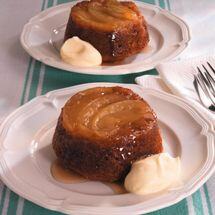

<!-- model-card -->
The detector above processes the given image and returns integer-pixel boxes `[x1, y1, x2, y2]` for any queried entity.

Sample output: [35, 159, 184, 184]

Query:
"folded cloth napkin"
[135, 56, 215, 122]
[169, 1, 215, 59]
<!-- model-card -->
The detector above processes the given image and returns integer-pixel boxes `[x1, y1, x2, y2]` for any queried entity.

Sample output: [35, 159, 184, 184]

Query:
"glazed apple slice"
[77, 94, 125, 127]
[105, 1, 138, 20]
[91, 100, 153, 135]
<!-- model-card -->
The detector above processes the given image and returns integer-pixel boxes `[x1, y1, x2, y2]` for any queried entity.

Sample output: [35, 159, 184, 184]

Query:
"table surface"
[0, 0, 215, 214]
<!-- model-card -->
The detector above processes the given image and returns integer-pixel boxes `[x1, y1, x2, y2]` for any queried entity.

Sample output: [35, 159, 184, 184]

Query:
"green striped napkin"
[0, 0, 213, 214]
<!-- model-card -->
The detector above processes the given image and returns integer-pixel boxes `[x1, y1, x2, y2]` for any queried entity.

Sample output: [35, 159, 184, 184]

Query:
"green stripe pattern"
[0, 187, 7, 215]
[1, 0, 212, 214]
[203, 184, 213, 215]
[158, 0, 165, 9]
[192, 190, 204, 215]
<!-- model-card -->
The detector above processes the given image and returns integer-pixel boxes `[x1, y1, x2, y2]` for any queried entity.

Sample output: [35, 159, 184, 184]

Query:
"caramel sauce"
[103, 182, 127, 194]
[51, 160, 127, 194]
[51, 160, 87, 184]
[142, 45, 153, 53]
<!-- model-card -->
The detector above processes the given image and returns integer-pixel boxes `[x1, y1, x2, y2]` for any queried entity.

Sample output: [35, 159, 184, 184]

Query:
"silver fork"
[193, 62, 215, 112]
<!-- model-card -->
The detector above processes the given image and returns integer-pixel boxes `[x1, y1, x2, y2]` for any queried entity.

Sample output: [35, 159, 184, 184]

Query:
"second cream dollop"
[124, 153, 181, 195]
[60, 37, 102, 67]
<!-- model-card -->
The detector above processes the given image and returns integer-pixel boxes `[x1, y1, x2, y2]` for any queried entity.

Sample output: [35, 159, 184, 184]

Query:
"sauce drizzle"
[51, 160, 127, 194]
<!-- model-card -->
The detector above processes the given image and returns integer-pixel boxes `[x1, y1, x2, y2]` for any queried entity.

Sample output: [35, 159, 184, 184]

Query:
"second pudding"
[64, 0, 149, 62]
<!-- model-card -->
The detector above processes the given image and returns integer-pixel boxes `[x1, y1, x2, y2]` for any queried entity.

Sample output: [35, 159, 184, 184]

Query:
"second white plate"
[21, 1, 190, 75]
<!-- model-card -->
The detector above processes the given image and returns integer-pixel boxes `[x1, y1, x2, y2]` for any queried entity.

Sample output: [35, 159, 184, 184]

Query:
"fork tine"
[197, 66, 208, 85]
[203, 64, 212, 79]
[196, 72, 207, 93]
[202, 64, 215, 94]
[193, 76, 204, 105]
[197, 71, 215, 105]
[194, 75, 208, 106]
[202, 64, 215, 84]
[205, 74, 215, 95]
[193, 75, 215, 111]
[207, 62, 215, 74]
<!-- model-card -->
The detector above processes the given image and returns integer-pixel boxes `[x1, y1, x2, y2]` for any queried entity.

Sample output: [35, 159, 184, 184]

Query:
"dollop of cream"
[124, 153, 181, 195]
[60, 37, 102, 67]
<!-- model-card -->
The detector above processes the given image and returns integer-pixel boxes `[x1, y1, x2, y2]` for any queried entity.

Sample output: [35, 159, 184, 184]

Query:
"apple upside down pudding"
[52, 87, 162, 182]
[64, 0, 149, 62]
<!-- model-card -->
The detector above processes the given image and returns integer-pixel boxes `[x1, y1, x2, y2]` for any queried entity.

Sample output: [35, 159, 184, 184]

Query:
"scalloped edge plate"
[20, 1, 190, 75]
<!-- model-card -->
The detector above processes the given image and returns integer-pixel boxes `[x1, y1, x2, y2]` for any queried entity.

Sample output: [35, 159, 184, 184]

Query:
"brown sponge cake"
[64, 0, 149, 62]
[52, 87, 162, 182]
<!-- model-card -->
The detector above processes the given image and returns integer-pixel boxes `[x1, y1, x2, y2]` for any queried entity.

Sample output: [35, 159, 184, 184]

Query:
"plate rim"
[20, 1, 191, 75]
[0, 82, 214, 214]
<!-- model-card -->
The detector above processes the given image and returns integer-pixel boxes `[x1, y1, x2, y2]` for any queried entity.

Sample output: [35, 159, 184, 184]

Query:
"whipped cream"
[60, 37, 102, 67]
[124, 153, 181, 195]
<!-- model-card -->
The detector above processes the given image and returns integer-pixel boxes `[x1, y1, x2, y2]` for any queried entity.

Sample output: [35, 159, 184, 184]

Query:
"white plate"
[0, 83, 214, 214]
[20, 1, 190, 75]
